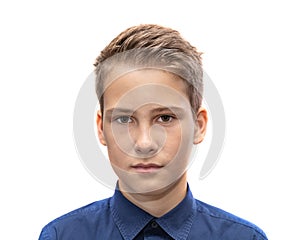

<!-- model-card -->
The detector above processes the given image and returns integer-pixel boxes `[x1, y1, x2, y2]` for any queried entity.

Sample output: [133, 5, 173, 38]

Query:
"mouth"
[131, 163, 163, 173]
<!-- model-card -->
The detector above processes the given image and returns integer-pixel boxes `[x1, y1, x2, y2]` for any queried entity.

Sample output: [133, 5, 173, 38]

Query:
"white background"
[1, 0, 299, 239]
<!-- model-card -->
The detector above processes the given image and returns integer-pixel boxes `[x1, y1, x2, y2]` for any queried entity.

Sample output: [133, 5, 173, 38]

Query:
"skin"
[96, 69, 207, 217]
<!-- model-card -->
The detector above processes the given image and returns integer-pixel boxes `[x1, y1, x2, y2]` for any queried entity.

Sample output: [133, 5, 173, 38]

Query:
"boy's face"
[97, 69, 207, 193]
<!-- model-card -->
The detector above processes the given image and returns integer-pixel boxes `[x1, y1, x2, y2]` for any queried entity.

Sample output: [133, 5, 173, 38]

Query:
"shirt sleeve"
[38, 225, 57, 240]
[253, 229, 268, 240]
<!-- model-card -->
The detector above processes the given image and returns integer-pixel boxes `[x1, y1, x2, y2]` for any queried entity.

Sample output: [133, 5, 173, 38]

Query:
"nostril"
[134, 139, 159, 157]
[135, 144, 157, 155]
[132, 124, 165, 157]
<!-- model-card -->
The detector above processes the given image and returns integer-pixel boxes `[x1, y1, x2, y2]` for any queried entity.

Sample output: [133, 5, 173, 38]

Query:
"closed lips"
[131, 163, 163, 173]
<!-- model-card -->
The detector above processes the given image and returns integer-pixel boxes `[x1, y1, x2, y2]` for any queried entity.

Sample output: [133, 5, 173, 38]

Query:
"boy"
[39, 24, 267, 239]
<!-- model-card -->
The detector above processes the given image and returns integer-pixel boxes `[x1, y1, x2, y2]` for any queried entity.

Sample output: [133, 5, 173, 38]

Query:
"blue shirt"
[39, 185, 267, 240]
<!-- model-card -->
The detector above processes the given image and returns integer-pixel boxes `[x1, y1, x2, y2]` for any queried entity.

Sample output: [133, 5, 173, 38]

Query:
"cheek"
[104, 130, 127, 166]
[164, 129, 181, 150]
[162, 127, 185, 161]
[165, 121, 194, 160]
[163, 133, 193, 176]
[106, 145, 127, 171]
[165, 119, 194, 147]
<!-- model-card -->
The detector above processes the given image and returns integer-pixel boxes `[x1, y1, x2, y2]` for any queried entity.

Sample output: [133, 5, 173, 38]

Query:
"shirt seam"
[195, 205, 267, 239]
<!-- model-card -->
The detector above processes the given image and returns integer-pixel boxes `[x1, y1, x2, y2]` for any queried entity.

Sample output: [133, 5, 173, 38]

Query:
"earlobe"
[193, 107, 208, 144]
[96, 110, 107, 146]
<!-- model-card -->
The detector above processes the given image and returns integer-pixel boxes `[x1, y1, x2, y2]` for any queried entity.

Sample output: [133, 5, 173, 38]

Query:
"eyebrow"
[105, 108, 133, 116]
[149, 106, 186, 114]
[105, 106, 186, 116]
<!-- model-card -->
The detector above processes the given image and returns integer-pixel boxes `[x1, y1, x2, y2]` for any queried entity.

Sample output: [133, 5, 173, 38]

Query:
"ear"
[96, 110, 107, 146]
[193, 107, 208, 144]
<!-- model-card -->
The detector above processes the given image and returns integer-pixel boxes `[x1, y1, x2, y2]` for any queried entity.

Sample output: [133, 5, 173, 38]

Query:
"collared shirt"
[39, 185, 267, 240]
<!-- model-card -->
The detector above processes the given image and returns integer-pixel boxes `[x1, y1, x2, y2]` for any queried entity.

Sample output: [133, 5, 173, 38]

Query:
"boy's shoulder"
[39, 197, 112, 239]
[65, 197, 108, 216]
[193, 198, 267, 239]
[47, 197, 110, 225]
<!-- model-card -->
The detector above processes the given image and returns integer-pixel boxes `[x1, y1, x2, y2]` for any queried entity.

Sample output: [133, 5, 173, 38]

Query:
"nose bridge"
[134, 120, 158, 154]
[136, 121, 152, 146]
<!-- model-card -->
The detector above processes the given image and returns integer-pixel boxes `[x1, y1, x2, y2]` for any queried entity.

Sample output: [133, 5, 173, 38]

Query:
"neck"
[119, 174, 188, 217]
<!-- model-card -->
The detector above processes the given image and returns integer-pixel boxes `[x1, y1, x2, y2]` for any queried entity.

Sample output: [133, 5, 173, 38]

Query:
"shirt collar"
[110, 183, 196, 240]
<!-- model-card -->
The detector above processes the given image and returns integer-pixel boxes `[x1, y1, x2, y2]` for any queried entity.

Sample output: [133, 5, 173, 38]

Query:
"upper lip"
[131, 163, 163, 168]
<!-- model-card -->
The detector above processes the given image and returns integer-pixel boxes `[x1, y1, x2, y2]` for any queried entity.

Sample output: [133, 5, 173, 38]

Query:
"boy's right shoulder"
[39, 197, 112, 239]
[49, 197, 111, 224]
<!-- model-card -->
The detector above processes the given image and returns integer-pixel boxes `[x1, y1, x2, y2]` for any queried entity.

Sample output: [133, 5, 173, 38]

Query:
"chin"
[118, 171, 186, 194]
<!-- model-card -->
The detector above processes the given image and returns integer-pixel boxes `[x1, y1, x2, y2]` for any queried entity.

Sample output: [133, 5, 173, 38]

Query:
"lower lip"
[132, 166, 162, 173]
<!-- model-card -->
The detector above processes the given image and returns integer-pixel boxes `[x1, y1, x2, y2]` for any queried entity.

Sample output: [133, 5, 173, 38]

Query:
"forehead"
[102, 69, 190, 111]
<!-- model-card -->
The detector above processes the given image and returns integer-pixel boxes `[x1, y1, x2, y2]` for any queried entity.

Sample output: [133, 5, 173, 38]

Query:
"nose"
[133, 124, 159, 157]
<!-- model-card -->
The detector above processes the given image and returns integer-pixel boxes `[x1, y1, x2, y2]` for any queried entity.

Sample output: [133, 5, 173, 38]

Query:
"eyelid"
[156, 114, 176, 123]
[113, 115, 134, 124]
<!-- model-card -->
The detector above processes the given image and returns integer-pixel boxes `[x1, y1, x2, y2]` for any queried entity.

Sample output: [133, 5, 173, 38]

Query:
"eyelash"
[114, 114, 176, 124]
[115, 116, 133, 124]
[157, 115, 175, 123]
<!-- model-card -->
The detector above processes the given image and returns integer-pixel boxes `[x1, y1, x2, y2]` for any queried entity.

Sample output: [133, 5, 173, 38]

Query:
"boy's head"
[94, 24, 203, 116]
[94, 24, 207, 193]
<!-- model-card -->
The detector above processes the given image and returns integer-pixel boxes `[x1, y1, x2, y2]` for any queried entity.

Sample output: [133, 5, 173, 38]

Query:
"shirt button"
[151, 221, 158, 228]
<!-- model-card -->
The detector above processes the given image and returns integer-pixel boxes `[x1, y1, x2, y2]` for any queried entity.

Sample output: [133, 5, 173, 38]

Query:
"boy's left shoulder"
[192, 198, 268, 239]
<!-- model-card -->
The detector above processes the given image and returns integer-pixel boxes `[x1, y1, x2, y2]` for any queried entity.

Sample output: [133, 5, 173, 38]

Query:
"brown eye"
[158, 115, 173, 123]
